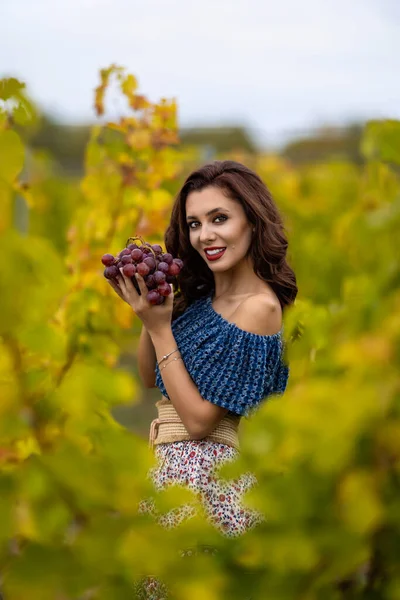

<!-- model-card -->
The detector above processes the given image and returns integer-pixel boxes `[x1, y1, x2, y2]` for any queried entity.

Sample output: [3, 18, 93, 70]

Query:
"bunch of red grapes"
[102, 236, 183, 305]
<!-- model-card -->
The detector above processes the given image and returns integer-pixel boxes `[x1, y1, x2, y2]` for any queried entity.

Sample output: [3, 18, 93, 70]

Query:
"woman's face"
[185, 186, 254, 271]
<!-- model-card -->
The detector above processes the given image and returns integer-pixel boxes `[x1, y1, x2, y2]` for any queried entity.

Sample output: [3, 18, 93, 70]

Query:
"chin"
[208, 262, 232, 271]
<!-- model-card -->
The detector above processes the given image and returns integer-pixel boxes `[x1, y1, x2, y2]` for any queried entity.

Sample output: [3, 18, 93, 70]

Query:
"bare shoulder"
[230, 293, 282, 336]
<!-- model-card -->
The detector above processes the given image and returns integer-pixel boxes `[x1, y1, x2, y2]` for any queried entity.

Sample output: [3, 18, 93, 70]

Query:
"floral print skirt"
[135, 439, 264, 599]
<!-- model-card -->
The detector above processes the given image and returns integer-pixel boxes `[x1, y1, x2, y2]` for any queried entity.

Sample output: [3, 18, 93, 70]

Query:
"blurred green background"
[1, 1, 400, 595]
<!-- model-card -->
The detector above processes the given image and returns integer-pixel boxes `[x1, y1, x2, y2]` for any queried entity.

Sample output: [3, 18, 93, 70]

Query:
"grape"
[145, 274, 157, 289]
[158, 261, 169, 274]
[104, 265, 119, 279]
[161, 253, 173, 265]
[137, 262, 150, 276]
[147, 290, 161, 305]
[102, 253, 115, 267]
[154, 270, 166, 284]
[131, 249, 143, 262]
[143, 256, 156, 271]
[158, 282, 172, 296]
[173, 258, 184, 269]
[122, 263, 136, 277]
[168, 262, 180, 276]
[102, 238, 184, 304]
[121, 255, 132, 265]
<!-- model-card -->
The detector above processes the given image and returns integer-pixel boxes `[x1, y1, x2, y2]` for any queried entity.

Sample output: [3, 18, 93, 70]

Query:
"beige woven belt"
[149, 398, 241, 451]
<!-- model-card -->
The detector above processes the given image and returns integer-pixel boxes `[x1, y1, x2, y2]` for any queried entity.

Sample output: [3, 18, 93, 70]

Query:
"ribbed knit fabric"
[155, 291, 289, 418]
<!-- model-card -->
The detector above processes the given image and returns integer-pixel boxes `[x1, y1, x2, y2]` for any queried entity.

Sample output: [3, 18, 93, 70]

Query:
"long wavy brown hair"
[164, 160, 297, 321]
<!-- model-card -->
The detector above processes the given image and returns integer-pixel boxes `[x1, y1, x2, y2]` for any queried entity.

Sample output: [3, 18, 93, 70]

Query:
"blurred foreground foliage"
[0, 68, 399, 599]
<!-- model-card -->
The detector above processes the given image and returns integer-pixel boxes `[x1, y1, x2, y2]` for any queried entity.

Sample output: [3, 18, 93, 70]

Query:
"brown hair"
[164, 160, 297, 320]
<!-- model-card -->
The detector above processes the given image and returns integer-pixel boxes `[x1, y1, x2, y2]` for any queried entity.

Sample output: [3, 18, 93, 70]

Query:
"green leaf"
[361, 119, 400, 164]
[0, 129, 25, 183]
[0, 77, 26, 101]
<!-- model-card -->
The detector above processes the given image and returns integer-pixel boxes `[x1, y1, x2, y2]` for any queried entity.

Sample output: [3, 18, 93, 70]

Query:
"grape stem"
[126, 235, 158, 260]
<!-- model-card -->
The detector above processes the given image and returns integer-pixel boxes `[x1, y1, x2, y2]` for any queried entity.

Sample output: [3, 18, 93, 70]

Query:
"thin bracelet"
[158, 348, 179, 366]
[161, 356, 183, 371]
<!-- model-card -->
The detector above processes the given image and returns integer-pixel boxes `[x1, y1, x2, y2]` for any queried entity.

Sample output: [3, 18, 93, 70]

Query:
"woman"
[109, 160, 297, 598]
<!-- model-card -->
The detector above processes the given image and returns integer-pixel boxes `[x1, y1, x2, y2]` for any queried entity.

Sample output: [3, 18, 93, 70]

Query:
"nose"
[199, 223, 216, 245]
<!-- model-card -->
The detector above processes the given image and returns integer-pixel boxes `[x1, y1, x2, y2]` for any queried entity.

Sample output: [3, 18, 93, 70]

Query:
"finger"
[134, 273, 148, 298]
[165, 284, 174, 305]
[117, 270, 128, 293]
[119, 267, 137, 290]
[107, 278, 121, 291]
[107, 279, 124, 299]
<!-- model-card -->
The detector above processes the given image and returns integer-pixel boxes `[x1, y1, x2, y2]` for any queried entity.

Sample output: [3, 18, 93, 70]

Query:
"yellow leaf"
[15, 436, 41, 460]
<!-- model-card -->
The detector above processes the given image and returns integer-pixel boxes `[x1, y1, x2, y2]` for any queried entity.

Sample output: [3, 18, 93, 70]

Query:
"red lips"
[204, 248, 226, 261]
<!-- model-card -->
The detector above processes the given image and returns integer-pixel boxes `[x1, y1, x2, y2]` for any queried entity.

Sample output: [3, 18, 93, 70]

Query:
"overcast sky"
[2, 0, 399, 146]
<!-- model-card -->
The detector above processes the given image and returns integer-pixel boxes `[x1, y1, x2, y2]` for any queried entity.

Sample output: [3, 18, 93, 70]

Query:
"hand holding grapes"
[116, 269, 174, 335]
[102, 236, 183, 335]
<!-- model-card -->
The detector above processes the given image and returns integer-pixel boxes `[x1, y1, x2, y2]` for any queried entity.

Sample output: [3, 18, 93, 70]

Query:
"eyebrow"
[186, 207, 230, 220]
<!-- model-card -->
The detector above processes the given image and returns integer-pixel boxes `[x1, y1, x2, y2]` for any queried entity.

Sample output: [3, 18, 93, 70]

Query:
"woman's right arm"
[137, 324, 158, 388]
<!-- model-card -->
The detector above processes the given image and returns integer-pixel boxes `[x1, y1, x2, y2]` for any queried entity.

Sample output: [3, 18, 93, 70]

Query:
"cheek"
[236, 226, 253, 251]
[188, 230, 199, 245]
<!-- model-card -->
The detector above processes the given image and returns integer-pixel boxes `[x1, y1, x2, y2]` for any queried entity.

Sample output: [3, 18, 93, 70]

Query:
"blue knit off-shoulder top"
[155, 292, 289, 418]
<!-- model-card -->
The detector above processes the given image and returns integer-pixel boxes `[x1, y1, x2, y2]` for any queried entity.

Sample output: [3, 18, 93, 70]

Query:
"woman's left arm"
[112, 269, 228, 438]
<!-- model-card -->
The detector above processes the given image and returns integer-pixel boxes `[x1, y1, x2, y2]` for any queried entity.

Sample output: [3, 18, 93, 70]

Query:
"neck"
[211, 256, 262, 301]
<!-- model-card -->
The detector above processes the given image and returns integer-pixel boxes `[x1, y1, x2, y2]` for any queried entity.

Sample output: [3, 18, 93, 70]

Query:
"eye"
[187, 215, 227, 229]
